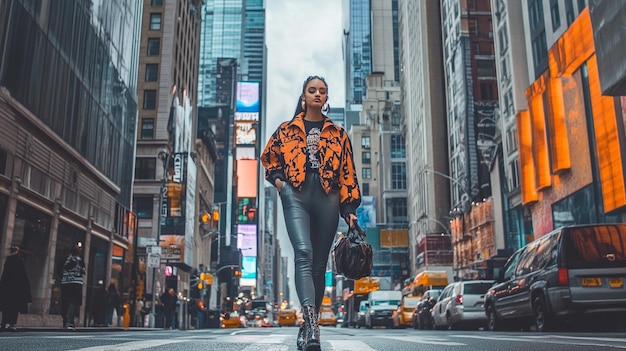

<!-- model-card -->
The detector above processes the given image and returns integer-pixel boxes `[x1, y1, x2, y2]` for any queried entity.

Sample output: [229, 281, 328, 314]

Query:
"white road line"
[70, 339, 182, 351]
[452, 334, 626, 349]
[241, 345, 289, 351]
[328, 340, 378, 351]
[381, 335, 466, 346]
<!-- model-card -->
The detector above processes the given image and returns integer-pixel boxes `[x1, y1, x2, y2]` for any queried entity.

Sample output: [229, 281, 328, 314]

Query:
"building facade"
[133, 0, 203, 306]
[398, 0, 452, 279]
[0, 0, 142, 326]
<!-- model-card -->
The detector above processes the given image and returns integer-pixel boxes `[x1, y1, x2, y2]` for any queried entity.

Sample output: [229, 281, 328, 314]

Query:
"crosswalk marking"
[70, 339, 182, 351]
[327, 339, 378, 351]
[381, 335, 466, 346]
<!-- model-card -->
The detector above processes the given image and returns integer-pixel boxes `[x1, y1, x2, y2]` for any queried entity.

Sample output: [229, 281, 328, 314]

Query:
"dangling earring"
[322, 101, 330, 116]
[301, 100, 306, 110]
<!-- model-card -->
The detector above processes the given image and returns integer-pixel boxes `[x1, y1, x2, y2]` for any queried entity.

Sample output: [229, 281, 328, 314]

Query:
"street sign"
[147, 245, 161, 254]
[138, 237, 158, 247]
[147, 253, 161, 268]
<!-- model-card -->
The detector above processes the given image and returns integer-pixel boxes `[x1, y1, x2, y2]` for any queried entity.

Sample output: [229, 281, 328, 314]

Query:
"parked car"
[484, 223, 626, 332]
[412, 289, 442, 329]
[392, 296, 421, 328]
[431, 280, 494, 330]
[356, 300, 368, 328]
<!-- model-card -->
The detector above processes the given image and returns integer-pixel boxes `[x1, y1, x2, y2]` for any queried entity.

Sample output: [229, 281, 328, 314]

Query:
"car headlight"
[369, 310, 375, 315]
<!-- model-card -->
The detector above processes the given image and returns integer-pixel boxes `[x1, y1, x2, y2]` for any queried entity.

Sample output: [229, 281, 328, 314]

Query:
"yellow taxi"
[318, 309, 337, 326]
[221, 311, 243, 328]
[392, 296, 421, 328]
[277, 309, 297, 327]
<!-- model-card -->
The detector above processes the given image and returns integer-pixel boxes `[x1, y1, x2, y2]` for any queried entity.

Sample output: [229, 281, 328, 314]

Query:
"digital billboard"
[160, 152, 195, 266]
[168, 85, 194, 154]
[235, 81, 259, 121]
[241, 256, 256, 287]
[237, 224, 257, 256]
[235, 121, 257, 145]
[236, 198, 257, 224]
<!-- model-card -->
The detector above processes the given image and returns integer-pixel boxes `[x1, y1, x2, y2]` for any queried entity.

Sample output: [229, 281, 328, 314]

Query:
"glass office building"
[0, 0, 141, 327]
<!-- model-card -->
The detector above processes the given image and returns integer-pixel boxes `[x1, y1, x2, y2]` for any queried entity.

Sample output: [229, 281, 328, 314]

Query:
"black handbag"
[333, 223, 373, 280]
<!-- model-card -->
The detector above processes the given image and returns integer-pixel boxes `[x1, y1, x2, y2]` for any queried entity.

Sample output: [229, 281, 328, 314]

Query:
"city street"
[1, 327, 626, 350]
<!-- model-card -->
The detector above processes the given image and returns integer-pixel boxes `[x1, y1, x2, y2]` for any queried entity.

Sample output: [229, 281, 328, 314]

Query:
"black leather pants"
[280, 173, 339, 309]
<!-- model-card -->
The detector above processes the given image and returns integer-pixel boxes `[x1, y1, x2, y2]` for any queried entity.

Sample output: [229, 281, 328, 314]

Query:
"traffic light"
[234, 269, 242, 277]
[190, 275, 201, 299]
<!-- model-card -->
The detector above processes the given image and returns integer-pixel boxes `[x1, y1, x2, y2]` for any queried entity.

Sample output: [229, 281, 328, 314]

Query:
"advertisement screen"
[241, 256, 257, 287]
[235, 121, 257, 145]
[236, 198, 257, 224]
[237, 224, 257, 256]
[235, 81, 259, 120]
[160, 152, 195, 264]
[236, 160, 258, 197]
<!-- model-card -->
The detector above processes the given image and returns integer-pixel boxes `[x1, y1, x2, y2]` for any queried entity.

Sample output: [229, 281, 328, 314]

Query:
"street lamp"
[148, 150, 169, 328]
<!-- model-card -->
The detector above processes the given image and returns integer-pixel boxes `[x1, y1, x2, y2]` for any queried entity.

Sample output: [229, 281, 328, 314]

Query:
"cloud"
[265, 0, 345, 140]
[264, 0, 345, 308]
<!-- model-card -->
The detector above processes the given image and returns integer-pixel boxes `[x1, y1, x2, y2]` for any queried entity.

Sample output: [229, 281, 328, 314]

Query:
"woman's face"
[302, 78, 328, 110]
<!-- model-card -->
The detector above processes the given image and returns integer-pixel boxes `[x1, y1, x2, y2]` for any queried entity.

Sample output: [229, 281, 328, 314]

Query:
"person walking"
[0, 245, 31, 331]
[160, 288, 177, 329]
[134, 297, 144, 327]
[61, 244, 86, 329]
[261, 75, 360, 351]
[91, 281, 106, 326]
[104, 283, 120, 327]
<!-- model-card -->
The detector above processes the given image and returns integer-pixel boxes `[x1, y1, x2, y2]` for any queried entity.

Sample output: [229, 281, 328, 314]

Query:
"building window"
[362, 183, 369, 196]
[480, 82, 496, 100]
[133, 195, 153, 219]
[477, 59, 496, 78]
[135, 157, 156, 179]
[151, 0, 163, 6]
[362, 168, 372, 179]
[390, 135, 405, 158]
[147, 38, 160, 56]
[361, 136, 371, 149]
[509, 160, 520, 190]
[550, 0, 561, 31]
[145, 64, 158, 81]
[362, 151, 371, 164]
[140, 118, 154, 140]
[391, 162, 406, 189]
[391, 198, 408, 223]
[565, 0, 575, 25]
[143, 90, 156, 110]
[149, 13, 161, 30]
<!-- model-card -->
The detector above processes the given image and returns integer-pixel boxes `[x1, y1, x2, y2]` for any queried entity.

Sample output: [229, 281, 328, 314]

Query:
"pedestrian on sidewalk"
[61, 243, 86, 329]
[261, 75, 360, 351]
[104, 283, 120, 327]
[160, 288, 177, 329]
[0, 245, 31, 332]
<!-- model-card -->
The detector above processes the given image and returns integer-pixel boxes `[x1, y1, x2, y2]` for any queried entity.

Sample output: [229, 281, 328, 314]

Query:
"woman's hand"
[275, 179, 283, 192]
[344, 213, 357, 227]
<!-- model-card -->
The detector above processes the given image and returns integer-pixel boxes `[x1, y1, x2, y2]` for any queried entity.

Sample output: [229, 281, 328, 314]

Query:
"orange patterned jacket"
[261, 112, 361, 217]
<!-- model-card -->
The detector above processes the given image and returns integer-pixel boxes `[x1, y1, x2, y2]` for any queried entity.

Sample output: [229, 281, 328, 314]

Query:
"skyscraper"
[344, 0, 372, 107]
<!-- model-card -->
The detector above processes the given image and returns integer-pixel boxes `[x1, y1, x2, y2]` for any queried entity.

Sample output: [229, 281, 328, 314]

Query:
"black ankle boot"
[302, 305, 320, 351]
[296, 323, 306, 350]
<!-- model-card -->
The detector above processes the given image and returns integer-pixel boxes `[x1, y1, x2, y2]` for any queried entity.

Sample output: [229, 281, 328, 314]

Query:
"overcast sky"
[264, 0, 345, 307]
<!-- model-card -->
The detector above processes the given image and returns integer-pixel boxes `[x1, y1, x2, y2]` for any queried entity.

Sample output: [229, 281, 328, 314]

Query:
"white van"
[364, 290, 402, 328]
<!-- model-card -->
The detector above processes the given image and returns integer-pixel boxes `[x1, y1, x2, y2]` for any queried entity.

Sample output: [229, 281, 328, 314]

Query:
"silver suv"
[431, 280, 494, 330]
[484, 223, 626, 332]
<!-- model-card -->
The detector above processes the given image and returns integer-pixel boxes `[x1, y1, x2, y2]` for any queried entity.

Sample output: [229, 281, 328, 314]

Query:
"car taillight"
[455, 295, 463, 304]
[558, 267, 569, 286]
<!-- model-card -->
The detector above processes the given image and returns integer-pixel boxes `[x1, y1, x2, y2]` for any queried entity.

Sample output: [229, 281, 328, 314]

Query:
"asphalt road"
[1, 326, 625, 350]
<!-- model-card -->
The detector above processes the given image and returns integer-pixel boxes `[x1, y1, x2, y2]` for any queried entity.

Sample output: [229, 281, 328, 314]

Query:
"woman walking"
[261, 75, 360, 351]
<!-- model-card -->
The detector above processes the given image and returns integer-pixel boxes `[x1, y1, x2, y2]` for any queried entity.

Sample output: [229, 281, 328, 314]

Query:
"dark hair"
[70, 245, 81, 256]
[293, 75, 328, 116]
